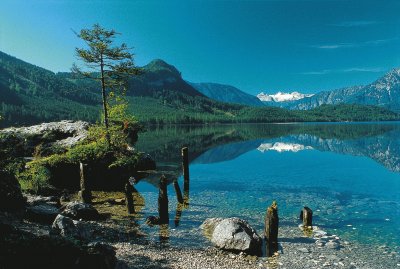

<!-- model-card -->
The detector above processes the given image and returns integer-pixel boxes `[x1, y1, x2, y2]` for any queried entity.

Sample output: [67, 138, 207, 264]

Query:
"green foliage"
[18, 102, 141, 193]
[72, 23, 140, 133]
[128, 96, 399, 124]
[18, 163, 51, 193]
[0, 49, 398, 128]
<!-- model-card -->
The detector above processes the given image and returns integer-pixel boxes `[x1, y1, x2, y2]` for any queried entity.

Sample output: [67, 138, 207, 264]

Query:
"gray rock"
[200, 217, 223, 238]
[52, 214, 77, 237]
[0, 120, 90, 157]
[52, 214, 91, 239]
[26, 194, 60, 207]
[62, 201, 99, 220]
[203, 217, 262, 256]
[26, 203, 59, 223]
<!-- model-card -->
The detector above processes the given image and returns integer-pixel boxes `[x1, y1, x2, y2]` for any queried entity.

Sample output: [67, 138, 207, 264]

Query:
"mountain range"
[257, 91, 314, 103]
[190, 82, 265, 106]
[0, 50, 398, 128]
[257, 68, 400, 112]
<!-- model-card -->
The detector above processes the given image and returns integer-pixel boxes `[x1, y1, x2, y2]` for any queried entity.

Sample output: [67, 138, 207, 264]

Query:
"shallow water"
[130, 122, 400, 248]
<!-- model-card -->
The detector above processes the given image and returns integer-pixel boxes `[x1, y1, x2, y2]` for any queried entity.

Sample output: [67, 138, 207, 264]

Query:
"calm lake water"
[132, 122, 400, 248]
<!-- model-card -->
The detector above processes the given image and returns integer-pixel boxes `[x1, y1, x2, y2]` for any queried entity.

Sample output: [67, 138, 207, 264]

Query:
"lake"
[131, 122, 400, 249]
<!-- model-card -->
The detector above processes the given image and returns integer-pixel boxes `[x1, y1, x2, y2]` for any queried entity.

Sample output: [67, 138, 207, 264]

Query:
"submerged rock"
[201, 217, 262, 256]
[62, 201, 100, 220]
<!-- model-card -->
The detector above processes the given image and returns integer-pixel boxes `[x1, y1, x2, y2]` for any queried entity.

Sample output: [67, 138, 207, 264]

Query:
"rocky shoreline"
[1, 193, 399, 269]
[112, 225, 400, 269]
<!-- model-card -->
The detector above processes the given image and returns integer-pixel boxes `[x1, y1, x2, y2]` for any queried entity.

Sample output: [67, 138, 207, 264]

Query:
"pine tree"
[72, 24, 139, 139]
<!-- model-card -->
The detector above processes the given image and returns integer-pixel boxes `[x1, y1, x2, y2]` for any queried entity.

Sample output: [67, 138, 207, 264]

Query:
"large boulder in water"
[0, 170, 26, 212]
[201, 217, 262, 256]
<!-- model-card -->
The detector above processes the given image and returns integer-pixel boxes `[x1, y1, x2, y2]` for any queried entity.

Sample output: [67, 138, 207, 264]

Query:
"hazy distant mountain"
[265, 68, 400, 112]
[190, 82, 265, 107]
[257, 91, 314, 103]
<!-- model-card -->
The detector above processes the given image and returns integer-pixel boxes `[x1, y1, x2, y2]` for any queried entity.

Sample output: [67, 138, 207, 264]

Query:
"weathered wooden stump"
[173, 179, 184, 204]
[300, 206, 313, 228]
[174, 203, 183, 227]
[159, 224, 169, 244]
[125, 182, 135, 214]
[265, 201, 279, 257]
[182, 147, 189, 183]
[78, 162, 92, 204]
[158, 175, 169, 224]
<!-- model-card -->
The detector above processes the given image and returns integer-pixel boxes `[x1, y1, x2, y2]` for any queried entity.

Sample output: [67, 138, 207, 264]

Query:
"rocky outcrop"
[201, 217, 262, 256]
[51, 214, 91, 240]
[26, 203, 59, 224]
[61, 201, 100, 220]
[0, 170, 26, 212]
[0, 120, 90, 157]
[52, 214, 77, 237]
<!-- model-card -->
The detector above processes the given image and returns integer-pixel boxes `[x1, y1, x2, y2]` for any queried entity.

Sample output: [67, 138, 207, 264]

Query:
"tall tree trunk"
[100, 55, 110, 143]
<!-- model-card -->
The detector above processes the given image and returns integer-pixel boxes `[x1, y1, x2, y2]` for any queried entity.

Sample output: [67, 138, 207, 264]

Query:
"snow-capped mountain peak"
[257, 91, 314, 102]
[257, 142, 313, 153]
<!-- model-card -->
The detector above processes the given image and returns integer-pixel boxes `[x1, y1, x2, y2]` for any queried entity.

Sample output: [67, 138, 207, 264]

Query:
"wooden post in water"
[300, 206, 313, 228]
[158, 175, 169, 224]
[182, 147, 189, 183]
[182, 147, 190, 207]
[265, 201, 279, 257]
[125, 182, 135, 214]
[78, 162, 92, 204]
[173, 179, 184, 204]
[174, 203, 183, 227]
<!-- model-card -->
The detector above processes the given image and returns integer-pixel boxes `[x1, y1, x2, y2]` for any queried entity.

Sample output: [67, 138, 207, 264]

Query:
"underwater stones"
[202, 217, 262, 256]
[62, 201, 100, 220]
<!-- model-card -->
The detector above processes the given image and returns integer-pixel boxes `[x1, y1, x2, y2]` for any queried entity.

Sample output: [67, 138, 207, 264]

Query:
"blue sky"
[0, 0, 399, 95]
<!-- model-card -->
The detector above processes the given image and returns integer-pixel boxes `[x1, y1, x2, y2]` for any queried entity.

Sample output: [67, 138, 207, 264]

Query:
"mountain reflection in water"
[137, 122, 400, 173]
